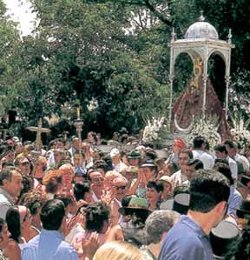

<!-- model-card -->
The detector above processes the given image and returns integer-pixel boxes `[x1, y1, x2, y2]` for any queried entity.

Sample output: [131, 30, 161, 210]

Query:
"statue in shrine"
[168, 12, 233, 141]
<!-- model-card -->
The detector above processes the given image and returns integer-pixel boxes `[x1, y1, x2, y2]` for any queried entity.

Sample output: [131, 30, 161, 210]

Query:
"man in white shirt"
[192, 136, 214, 169]
[214, 144, 238, 182]
[0, 167, 23, 220]
[224, 140, 250, 175]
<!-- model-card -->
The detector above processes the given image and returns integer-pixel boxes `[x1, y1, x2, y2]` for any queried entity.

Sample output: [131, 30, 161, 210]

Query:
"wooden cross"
[26, 118, 51, 151]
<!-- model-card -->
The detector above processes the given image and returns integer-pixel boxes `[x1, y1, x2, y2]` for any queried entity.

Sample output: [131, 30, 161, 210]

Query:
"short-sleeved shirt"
[159, 215, 213, 260]
[21, 229, 78, 260]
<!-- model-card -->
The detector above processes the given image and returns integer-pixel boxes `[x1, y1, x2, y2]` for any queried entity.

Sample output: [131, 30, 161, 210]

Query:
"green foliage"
[0, 2, 20, 115]
[0, 0, 249, 138]
[7, 0, 169, 136]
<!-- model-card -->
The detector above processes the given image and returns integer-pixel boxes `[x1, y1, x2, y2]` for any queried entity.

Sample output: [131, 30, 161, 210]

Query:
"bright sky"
[3, 0, 37, 36]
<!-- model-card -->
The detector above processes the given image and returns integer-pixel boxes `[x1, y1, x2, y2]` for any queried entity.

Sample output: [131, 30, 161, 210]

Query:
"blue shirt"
[159, 215, 213, 260]
[21, 229, 78, 260]
[227, 186, 242, 216]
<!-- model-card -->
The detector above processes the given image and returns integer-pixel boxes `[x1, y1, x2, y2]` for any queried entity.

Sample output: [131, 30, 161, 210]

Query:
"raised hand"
[82, 232, 100, 259]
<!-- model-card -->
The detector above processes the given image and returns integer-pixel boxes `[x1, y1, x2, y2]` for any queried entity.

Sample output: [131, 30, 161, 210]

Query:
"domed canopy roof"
[184, 13, 219, 40]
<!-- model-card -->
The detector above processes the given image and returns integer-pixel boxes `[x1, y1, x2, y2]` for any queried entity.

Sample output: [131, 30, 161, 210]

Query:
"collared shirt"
[159, 215, 213, 260]
[0, 187, 15, 220]
[92, 192, 99, 202]
[21, 229, 78, 260]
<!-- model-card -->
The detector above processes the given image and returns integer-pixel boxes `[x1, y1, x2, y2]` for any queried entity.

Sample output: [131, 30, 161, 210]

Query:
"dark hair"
[168, 162, 179, 175]
[213, 163, 234, 186]
[73, 182, 91, 201]
[93, 160, 108, 173]
[88, 131, 98, 144]
[189, 169, 230, 213]
[54, 194, 74, 208]
[214, 158, 229, 165]
[40, 199, 65, 230]
[147, 180, 164, 193]
[204, 141, 210, 151]
[0, 147, 14, 160]
[224, 140, 237, 149]
[93, 149, 104, 160]
[6, 207, 21, 243]
[1, 162, 15, 169]
[49, 139, 57, 149]
[232, 225, 250, 260]
[214, 144, 228, 154]
[120, 134, 129, 144]
[121, 195, 134, 208]
[173, 185, 190, 197]
[193, 136, 206, 149]
[20, 190, 47, 216]
[44, 174, 62, 194]
[100, 156, 113, 172]
[187, 159, 204, 170]
[0, 217, 5, 233]
[145, 149, 158, 160]
[18, 175, 34, 202]
[85, 202, 110, 233]
[0, 167, 20, 185]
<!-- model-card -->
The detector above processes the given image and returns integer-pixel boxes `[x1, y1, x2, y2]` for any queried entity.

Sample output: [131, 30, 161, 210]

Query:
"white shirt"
[0, 187, 15, 220]
[228, 156, 238, 181]
[235, 154, 250, 173]
[113, 161, 127, 173]
[170, 170, 188, 188]
[92, 192, 99, 202]
[192, 150, 214, 169]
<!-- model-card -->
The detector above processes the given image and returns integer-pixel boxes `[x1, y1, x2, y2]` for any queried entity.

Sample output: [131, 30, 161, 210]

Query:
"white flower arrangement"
[186, 116, 221, 149]
[142, 116, 168, 146]
[230, 111, 250, 148]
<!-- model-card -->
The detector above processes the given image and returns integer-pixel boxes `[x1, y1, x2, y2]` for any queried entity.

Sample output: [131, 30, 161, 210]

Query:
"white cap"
[13, 136, 20, 142]
[110, 148, 120, 158]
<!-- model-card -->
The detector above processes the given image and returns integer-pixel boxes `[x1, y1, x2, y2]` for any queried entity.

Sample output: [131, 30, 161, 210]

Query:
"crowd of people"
[0, 132, 249, 260]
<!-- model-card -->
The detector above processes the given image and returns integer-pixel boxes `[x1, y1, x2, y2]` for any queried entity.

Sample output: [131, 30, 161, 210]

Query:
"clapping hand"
[82, 232, 100, 259]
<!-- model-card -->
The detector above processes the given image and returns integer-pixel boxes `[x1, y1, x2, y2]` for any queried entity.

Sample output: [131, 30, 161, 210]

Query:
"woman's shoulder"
[3, 240, 21, 260]
[6, 239, 19, 248]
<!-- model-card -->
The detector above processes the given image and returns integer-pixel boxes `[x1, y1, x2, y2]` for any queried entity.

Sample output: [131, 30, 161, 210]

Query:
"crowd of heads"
[0, 132, 249, 259]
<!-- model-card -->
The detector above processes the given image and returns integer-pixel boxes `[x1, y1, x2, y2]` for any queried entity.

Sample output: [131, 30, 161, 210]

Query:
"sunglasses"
[115, 185, 127, 190]
[91, 177, 104, 182]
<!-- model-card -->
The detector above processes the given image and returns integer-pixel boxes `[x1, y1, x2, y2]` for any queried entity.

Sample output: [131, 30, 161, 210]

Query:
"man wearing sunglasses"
[110, 176, 129, 226]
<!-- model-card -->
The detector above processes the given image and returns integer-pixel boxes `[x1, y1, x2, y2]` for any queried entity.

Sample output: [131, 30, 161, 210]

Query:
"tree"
[0, 1, 21, 116]
[7, 0, 169, 136]
[1, 0, 249, 139]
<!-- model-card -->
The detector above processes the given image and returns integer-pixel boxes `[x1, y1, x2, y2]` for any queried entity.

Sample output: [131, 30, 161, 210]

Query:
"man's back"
[22, 229, 78, 260]
[159, 215, 213, 260]
[192, 150, 214, 169]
